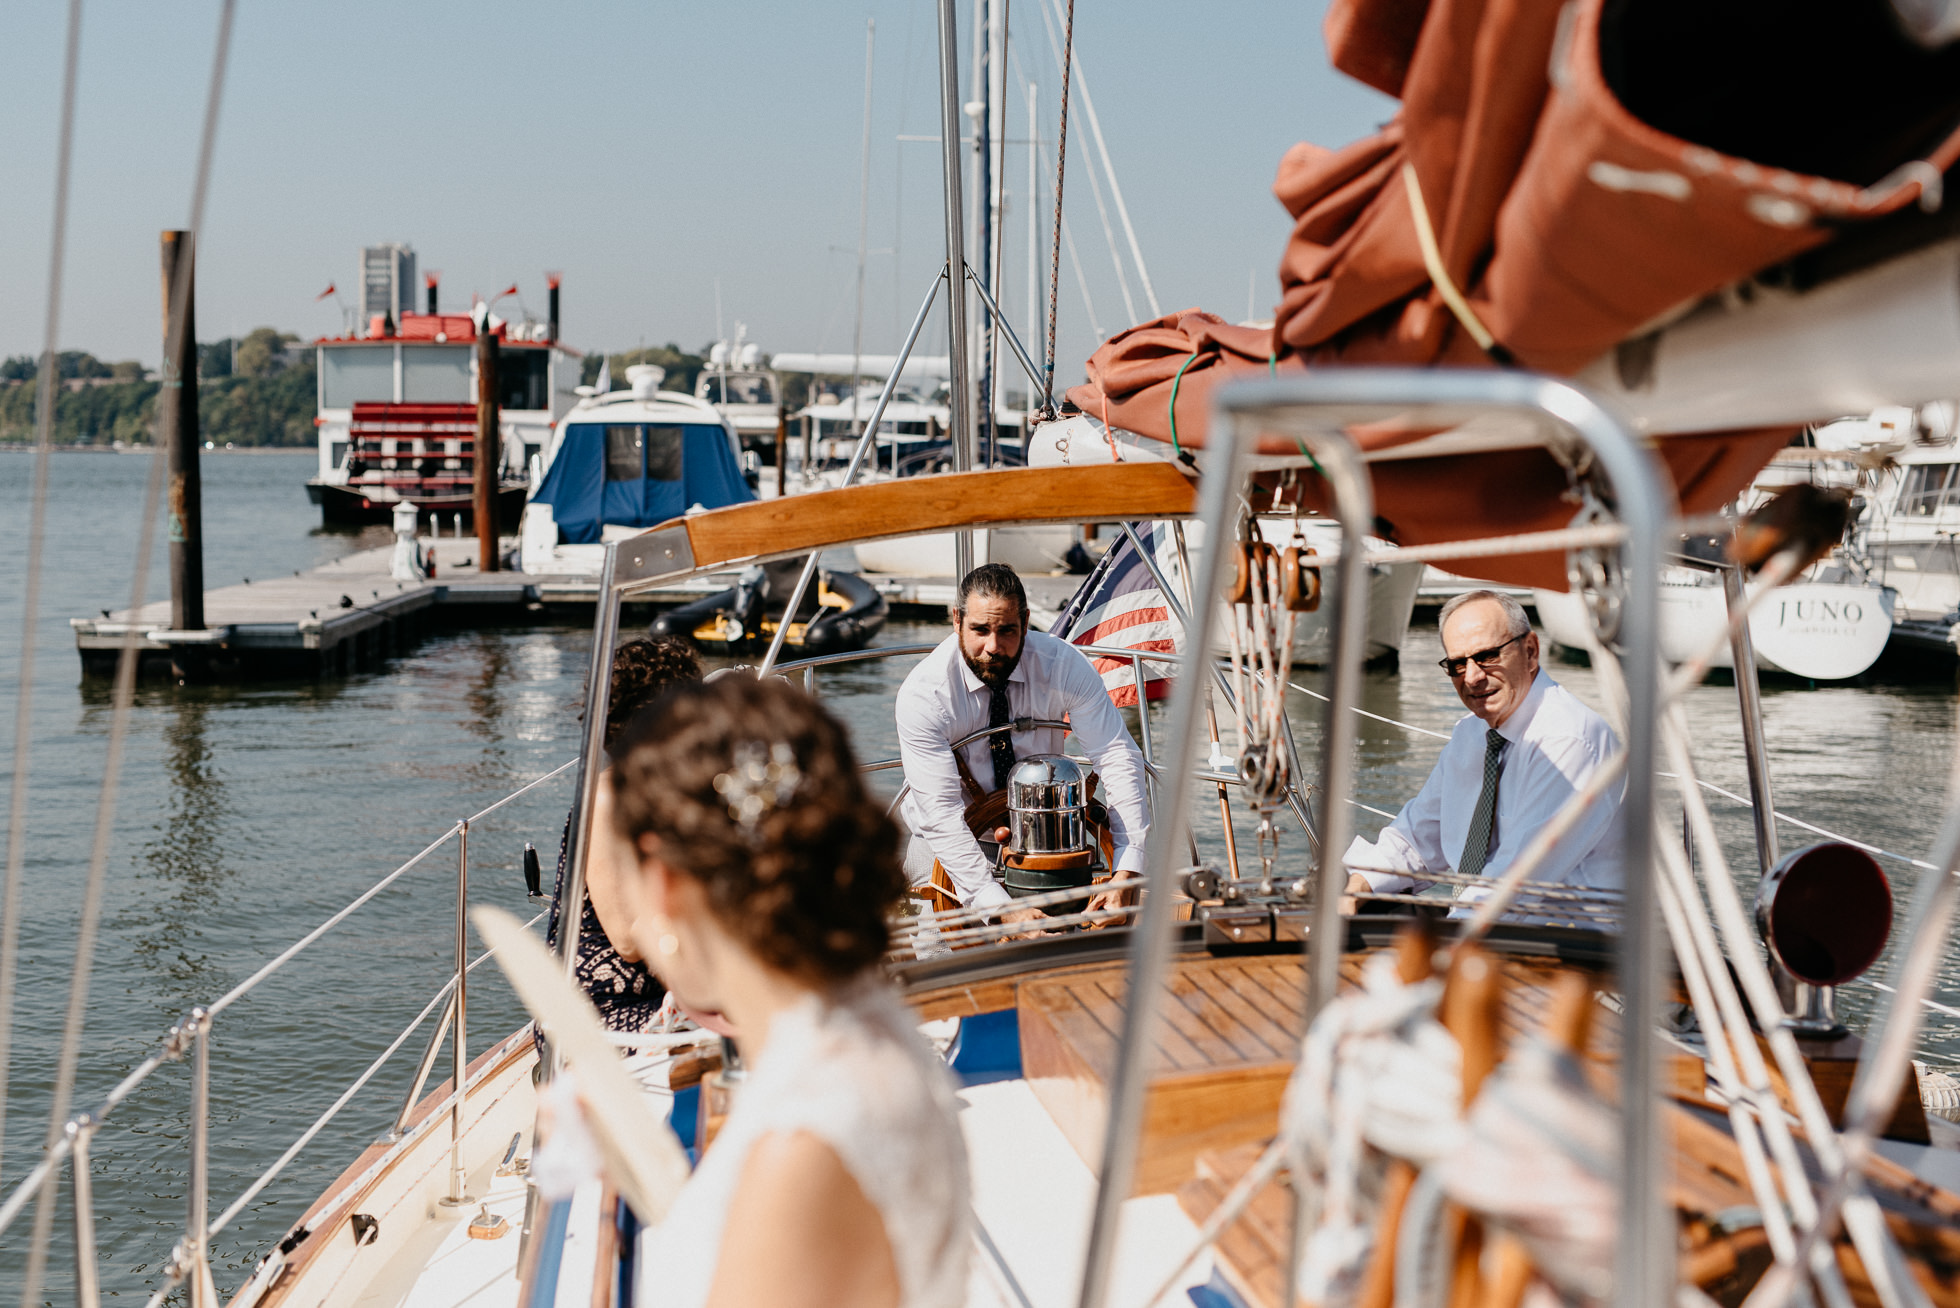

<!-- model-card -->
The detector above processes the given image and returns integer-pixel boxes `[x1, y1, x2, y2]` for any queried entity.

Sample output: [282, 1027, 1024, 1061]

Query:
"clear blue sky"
[0, 0, 1393, 384]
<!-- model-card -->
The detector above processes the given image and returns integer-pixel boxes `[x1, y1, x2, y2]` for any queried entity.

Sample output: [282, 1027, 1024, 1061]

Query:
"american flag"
[1048, 522, 1186, 707]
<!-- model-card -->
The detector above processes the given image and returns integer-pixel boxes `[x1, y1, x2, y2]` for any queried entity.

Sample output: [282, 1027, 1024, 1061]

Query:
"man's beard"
[962, 643, 1020, 688]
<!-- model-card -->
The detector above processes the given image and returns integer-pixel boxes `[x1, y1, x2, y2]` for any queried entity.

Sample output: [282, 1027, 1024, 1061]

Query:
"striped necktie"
[1458, 728, 1506, 878]
[988, 683, 1017, 791]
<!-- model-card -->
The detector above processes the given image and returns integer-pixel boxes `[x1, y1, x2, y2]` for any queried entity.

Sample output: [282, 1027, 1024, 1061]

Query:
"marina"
[12, 0, 1960, 1306]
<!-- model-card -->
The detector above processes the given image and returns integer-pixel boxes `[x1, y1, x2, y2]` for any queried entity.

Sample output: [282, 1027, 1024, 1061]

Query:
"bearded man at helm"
[894, 563, 1153, 934]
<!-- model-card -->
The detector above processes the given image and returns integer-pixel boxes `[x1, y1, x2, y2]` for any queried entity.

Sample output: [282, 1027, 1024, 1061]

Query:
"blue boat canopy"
[532, 421, 753, 544]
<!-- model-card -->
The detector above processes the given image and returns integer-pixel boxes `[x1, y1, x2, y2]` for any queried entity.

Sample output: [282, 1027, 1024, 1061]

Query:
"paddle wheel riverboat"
[306, 285, 580, 526]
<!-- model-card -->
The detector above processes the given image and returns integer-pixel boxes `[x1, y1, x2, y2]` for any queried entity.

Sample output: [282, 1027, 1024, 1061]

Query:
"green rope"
[1167, 350, 1201, 460]
[1268, 351, 1326, 478]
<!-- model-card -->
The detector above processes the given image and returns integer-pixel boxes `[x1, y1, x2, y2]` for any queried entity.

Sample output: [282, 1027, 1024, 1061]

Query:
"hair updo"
[604, 635, 702, 752]
[608, 676, 904, 986]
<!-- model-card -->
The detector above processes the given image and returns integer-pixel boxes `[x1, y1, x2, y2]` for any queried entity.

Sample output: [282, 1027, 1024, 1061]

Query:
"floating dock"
[72, 538, 1083, 679]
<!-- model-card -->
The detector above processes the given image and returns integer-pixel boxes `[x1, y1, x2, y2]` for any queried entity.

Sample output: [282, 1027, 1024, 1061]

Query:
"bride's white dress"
[637, 978, 971, 1307]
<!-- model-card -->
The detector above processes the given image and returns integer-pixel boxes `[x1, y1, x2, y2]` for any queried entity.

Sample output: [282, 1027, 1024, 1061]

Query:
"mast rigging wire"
[19, 6, 236, 1305]
[0, 0, 82, 1198]
[1040, 0, 1074, 411]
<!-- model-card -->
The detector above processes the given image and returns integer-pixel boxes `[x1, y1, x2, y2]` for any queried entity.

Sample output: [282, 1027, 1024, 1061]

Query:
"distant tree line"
[0, 328, 316, 446]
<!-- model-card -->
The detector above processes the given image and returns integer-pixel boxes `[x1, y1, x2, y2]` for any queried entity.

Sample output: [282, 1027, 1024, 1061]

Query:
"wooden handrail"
[654, 462, 1198, 576]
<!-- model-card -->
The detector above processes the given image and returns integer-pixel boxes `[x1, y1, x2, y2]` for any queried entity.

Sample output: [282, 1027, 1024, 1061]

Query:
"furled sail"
[1064, 0, 1960, 586]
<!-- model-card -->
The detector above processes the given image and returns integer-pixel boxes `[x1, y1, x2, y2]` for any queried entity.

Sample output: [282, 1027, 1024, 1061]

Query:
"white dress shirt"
[896, 631, 1151, 912]
[1344, 671, 1623, 906]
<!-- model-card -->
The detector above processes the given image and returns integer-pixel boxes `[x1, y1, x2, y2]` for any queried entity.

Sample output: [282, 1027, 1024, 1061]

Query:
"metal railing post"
[181, 1007, 219, 1308]
[443, 817, 472, 1206]
[68, 1115, 100, 1308]
[1074, 401, 1250, 1308]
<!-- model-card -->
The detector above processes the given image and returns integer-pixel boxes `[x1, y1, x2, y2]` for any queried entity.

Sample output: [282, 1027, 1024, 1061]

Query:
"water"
[1, 448, 1957, 1300]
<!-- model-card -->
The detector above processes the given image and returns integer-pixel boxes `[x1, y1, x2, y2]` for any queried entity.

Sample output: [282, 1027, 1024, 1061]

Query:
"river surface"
[1, 448, 1957, 1300]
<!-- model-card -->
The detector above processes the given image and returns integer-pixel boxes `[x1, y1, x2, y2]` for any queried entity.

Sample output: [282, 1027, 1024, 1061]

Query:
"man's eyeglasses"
[1438, 632, 1526, 677]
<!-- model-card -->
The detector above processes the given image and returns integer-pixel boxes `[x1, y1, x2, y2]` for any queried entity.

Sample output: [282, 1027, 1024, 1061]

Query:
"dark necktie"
[988, 683, 1016, 791]
[1458, 728, 1506, 878]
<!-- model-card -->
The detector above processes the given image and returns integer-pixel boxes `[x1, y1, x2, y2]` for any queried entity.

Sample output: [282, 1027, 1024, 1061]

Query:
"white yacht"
[1845, 403, 1960, 656]
[768, 355, 1070, 577]
[694, 329, 784, 461]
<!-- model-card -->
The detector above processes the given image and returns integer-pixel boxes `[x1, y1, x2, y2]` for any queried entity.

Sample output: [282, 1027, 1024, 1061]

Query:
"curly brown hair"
[608, 677, 904, 986]
[604, 636, 702, 752]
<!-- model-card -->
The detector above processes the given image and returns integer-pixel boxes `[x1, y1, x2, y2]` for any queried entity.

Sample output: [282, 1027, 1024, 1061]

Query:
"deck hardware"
[523, 843, 542, 898]
[468, 1205, 510, 1239]
[611, 526, 695, 587]
[497, 1131, 528, 1176]
[1181, 866, 1221, 902]
[350, 1213, 379, 1246]
[339, 594, 353, 607]
[1200, 904, 1273, 947]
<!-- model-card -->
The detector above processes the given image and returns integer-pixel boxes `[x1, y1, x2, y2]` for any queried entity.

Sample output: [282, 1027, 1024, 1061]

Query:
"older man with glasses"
[1342, 588, 1623, 913]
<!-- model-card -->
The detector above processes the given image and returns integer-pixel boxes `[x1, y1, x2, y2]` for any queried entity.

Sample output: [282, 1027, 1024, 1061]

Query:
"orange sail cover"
[1067, 0, 1960, 587]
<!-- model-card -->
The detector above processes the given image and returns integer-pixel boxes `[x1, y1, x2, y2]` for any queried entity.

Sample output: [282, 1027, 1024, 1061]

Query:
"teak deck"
[1020, 954, 1310, 1195]
[1011, 949, 1611, 1196]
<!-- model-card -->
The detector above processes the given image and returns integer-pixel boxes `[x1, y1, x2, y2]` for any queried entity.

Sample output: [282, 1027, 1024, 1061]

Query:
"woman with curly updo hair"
[609, 676, 969, 1308]
[545, 635, 701, 1031]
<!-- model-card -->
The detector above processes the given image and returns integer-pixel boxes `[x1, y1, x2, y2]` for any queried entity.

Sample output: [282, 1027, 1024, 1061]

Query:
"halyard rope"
[19, 1, 237, 1290]
[0, 0, 83, 1198]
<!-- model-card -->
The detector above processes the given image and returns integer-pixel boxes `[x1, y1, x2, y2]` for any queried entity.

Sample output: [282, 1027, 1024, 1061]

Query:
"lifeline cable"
[19, 6, 236, 1305]
[0, 0, 82, 1196]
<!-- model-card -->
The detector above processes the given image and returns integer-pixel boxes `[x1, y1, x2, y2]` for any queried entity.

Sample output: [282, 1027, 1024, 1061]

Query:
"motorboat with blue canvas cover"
[518, 365, 755, 575]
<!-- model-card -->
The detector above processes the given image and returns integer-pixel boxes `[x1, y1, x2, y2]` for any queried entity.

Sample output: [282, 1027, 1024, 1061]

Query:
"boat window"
[320, 345, 396, 407]
[401, 345, 471, 402]
[700, 372, 776, 405]
[644, 425, 684, 481]
[604, 425, 644, 481]
[498, 348, 551, 411]
[1898, 464, 1960, 516]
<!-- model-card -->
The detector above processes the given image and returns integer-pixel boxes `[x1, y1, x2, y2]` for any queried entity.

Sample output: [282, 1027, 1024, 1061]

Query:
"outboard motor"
[998, 755, 1103, 909]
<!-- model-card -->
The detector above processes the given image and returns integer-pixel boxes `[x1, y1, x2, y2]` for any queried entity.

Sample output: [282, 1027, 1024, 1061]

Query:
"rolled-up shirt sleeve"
[896, 688, 1011, 912]
[1344, 763, 1448, 895]
[1056, 647, 1150, 874]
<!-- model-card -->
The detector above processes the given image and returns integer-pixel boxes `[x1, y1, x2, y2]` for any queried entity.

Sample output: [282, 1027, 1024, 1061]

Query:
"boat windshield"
[1897, 462, 1960, 516]
[700, 371, 776, 405]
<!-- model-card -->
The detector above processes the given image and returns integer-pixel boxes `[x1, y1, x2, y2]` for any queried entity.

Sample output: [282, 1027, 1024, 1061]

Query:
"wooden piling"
[474, 326, 501, 572]
[159, 231, 205, 634]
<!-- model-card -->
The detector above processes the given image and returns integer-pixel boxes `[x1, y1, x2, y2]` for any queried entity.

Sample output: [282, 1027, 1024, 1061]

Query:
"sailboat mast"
[1026, 78, 1039, 410]
[936, 0, 975, 576]
[973, 0, 996, 468]
[850, 19, 875, 439]
[986, 0, 1007, 462]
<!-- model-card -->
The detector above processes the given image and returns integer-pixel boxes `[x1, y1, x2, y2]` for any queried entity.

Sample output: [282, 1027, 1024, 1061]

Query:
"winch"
[997, 755, 1104, 904]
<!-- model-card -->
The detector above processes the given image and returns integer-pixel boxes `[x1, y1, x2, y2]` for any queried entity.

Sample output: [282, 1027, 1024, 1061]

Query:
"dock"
[72, 538, 1085, 679]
